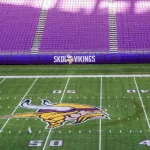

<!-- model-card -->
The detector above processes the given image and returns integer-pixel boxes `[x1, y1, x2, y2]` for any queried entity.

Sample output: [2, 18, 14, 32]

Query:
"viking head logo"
[0, 100, 109, 129]
[66, 55, 74, 64]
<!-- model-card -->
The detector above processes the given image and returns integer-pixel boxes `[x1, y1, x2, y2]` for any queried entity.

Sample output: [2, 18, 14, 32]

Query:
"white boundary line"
[42, 77, 70, 150]
[0, 78, 38, 132]
[99, 77, 102, 150]
[134, 77, 150, 130]
[0, 78, 6, 84]
[0, 74, 150, 78]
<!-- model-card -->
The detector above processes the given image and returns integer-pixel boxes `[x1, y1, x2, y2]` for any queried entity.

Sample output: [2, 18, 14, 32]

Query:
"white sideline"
[0, 74, 150, 78]
[42, 77, 70, 150]
[99, 77, 102, 150]
[0, 78, 38, 132]
[134, 77, 150, 130]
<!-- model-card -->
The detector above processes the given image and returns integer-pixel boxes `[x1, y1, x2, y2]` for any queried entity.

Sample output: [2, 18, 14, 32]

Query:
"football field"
[0, 75, 150, 150]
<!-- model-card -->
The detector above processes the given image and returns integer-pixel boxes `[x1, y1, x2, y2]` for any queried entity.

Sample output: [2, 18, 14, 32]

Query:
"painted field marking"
[99, 77, 102, 150]
[0, 78, 38, 132]
[134, 77, 150, 130]
[0, 78, 6, 84]
[42, 77, 70, 150]
[0, 74, 150, 79]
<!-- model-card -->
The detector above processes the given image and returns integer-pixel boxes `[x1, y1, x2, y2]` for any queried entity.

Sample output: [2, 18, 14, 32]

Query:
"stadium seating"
[39, 2, 109, 53]
[0, 0, 150, 54]
[0, 2, 41, 54]
[116, 0, 150, 53]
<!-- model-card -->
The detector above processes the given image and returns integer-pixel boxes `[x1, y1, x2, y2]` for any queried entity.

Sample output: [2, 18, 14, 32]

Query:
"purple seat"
[0, 3, 41, 54]
[116, 0, 150, 52]
[40, 1, 109, 53]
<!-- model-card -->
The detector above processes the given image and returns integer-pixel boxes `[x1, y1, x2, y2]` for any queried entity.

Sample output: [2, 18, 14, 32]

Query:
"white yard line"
[134, 77, 150, 130]
[42, 77, 70, 150]
[0, 78, 6, 85]
[0, 74, 150, 79]
[0, 78, 38, 132]
[99, 77, 102, 150]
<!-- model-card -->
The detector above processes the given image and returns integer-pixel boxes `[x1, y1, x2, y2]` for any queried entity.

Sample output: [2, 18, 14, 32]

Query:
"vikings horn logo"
[66, 55, 74, 64]
[0, 100, 109, 129]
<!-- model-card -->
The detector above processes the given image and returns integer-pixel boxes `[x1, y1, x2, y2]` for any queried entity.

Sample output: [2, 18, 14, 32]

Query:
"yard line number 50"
[29, 140, 63, 147]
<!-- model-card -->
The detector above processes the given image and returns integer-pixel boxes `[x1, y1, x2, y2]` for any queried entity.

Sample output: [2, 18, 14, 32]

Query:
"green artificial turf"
[0, 64, 150, 75]
[0, 76, 150, 150]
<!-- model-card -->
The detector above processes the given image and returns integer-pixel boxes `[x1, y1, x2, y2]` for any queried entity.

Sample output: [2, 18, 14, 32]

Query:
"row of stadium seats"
[0, 0, 150, 54]
[0, 3, 41, 53]
[116, 0, 150, 52]
[39, 10, 109, 53]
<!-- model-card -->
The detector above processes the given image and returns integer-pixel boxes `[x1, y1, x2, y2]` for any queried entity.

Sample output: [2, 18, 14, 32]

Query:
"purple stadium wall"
[0, 54, 150, 64]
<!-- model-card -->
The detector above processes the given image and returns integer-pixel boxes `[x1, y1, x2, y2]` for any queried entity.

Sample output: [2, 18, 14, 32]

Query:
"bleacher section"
[116, 0, 150, 53]
[39, 1, 109, 53]
[0, 1, 42, 54]
[0, 0, 150, 54]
